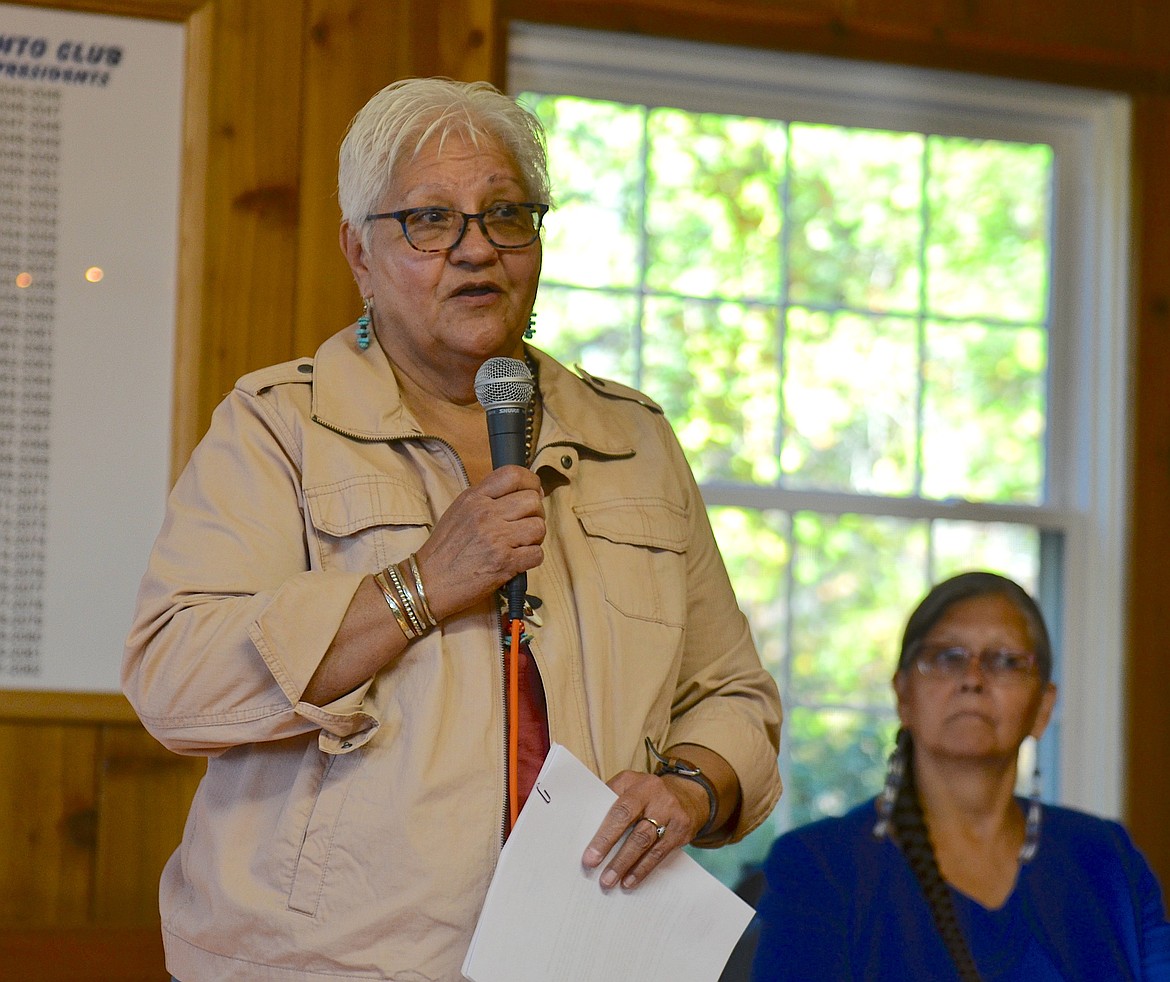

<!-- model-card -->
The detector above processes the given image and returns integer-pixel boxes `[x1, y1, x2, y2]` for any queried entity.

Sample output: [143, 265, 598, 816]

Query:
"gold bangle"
[406, 554, 438, 627]
[374, 569, 416, 640]
[385, 563, 426, 637]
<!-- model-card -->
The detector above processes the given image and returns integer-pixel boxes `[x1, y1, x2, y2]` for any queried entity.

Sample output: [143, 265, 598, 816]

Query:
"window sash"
[509, 21, 1132, 820]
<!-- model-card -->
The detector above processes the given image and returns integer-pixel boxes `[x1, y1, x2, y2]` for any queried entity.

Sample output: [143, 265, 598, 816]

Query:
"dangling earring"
[1019, 760, 1042, 862]
[524, 310, 536, 340]
[356, 297, 373, 350]
[873, 730, 907, 839]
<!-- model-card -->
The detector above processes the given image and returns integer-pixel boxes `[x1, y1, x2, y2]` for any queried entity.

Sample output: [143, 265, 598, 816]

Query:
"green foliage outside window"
[521, 91, 1052, 887]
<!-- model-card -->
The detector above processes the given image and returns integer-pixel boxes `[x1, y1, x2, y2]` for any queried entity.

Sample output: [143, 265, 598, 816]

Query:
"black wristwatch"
[645, 736, 719, 839]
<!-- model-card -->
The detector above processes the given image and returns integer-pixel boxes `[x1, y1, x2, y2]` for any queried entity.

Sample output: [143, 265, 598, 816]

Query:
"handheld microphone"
[474, 357, 535, 622]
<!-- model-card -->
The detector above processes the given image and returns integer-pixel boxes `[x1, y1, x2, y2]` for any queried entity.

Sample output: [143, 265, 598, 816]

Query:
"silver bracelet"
[406, 553, 438, 627]
[373, 569, 417, 640]
[385, 562, 425, 637]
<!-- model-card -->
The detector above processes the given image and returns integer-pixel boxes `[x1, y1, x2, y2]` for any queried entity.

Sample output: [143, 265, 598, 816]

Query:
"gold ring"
[639, 816, 667, 839]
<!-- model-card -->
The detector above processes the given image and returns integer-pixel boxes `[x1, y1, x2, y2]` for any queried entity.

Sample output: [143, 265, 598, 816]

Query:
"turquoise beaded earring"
[356, 297, 373, 350]
[524, 310, 536, 340]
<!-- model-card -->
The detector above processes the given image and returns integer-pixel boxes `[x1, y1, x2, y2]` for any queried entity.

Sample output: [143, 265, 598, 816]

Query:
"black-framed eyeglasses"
[914, 642, 1038, 683]
[364, 202, 549, 253]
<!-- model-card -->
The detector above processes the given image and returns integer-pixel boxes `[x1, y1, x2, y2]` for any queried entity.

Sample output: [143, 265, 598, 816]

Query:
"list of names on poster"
[0, 81, 59, 680]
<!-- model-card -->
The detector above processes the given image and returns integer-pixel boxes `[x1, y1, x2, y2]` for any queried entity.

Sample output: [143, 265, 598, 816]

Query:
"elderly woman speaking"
[123, 77, 782, 981]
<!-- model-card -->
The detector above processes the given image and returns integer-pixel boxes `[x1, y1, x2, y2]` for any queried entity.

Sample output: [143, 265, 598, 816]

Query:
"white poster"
[0, 4, 183, 691]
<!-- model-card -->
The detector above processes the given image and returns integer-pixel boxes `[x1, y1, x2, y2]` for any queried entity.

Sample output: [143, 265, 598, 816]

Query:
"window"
[510, 23, 1131, 885]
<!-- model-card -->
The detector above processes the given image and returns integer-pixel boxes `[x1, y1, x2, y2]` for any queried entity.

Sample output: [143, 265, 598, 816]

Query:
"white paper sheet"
[461, 743, 755, 982]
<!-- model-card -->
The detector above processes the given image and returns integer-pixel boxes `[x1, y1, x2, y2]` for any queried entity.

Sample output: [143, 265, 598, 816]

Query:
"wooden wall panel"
[178, 0, 309, 463]
[169, 0, 216, 478]
[0, 721, 98, 924]
[1125, 93, 1170, 884]
[434, 0, 501, 86]
[293, 0, 409, 359]
[938, 0, 1130, 48]
[93, 726, 204, 922]
[294, 0, 503, 359]
[1133, 4, 1170, 68]
[0, 695, 205, 927]
[0, 694, 204, 978]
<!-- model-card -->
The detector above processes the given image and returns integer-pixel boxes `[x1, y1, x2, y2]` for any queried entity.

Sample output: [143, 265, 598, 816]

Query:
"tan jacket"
[123, 329, 782, 981]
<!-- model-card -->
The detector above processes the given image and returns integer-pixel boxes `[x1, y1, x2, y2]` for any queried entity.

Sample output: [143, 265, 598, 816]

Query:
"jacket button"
[341, 741, 353, 749]
[297, 363, 313, 374]
[561, 455, 573, 468]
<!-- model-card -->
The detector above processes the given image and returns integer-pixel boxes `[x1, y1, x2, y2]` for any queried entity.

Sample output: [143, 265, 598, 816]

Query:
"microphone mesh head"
[474, 357, 534, 410]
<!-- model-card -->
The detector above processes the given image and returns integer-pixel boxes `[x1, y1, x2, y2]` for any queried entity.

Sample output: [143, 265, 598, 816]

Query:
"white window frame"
[508, 22, 1132, 820]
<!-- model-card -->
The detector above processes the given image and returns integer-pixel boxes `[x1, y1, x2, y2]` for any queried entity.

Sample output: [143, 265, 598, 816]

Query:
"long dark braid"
[889, 727, 983, 982]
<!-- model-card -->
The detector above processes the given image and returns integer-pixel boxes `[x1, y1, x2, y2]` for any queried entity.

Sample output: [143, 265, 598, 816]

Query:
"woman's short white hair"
[338, 77, 550, 244]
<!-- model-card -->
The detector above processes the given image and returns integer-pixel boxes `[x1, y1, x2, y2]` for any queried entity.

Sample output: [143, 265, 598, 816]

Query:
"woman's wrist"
[662, 771, 719, 840]
[646, 738, 732, 842]
[375, 553, 440, 641]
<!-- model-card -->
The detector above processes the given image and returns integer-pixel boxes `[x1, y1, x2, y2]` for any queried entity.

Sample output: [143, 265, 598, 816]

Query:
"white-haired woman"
[125, 77, 782, 981]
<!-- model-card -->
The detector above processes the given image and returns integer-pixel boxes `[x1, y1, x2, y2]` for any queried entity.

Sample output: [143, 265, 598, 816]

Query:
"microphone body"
[474, 357, 535, 622]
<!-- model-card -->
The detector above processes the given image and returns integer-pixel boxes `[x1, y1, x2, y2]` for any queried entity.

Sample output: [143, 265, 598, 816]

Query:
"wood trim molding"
[3, 0, 201, 18]
[0, 925, 165, 982]
[500, 0, 1170, 93]
[170, 0, 216, 478]
[1124, 93, 1170, 883]
[0, 690, 141, 724]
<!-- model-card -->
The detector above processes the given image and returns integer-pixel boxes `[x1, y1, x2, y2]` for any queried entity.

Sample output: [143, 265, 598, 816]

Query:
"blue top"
[751, 799, 1170, 981]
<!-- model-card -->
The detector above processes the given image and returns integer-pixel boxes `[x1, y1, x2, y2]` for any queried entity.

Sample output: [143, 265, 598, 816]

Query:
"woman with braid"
[751, 570, 1170, 981]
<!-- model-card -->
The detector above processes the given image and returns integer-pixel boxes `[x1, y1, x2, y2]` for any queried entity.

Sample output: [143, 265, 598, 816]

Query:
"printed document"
[461, 743, 755, 982]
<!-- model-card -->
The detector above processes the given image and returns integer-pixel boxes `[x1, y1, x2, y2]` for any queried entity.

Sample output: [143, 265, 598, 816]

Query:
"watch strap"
[645, 737, 719, 839]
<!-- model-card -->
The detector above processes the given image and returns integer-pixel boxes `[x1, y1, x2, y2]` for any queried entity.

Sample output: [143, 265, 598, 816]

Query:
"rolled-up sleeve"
[122, 384, 378, 757]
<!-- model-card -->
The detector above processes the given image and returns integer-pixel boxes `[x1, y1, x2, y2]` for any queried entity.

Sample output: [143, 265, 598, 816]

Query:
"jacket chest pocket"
[573, 498, 689, 627]
[304, 475, 432, 573]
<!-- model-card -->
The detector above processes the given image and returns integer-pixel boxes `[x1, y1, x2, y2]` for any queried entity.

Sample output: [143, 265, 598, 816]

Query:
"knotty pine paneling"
[182, 0, 309, 461]
[0, 694, 204, 929]
[0, 719, 98, 924]
[293, 0, 502, 359]
[94, 726, 204, 922]
[293, 0, 409, 359]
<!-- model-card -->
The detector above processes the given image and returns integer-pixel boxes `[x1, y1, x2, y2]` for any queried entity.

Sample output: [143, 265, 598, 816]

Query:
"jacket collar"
[310, 329, 417, 440]
[309, 329, 636, 458]
[526, 349, 637, 459]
